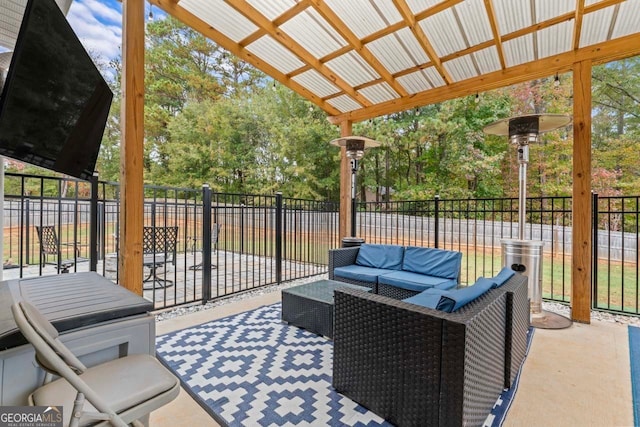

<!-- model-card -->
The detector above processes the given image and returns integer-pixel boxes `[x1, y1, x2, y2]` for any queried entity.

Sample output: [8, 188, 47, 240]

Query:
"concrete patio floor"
[150, 282, 636, 427]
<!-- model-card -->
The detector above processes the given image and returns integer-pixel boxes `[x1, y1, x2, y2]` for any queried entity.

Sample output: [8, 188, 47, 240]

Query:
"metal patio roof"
[151, 0, 640, 123]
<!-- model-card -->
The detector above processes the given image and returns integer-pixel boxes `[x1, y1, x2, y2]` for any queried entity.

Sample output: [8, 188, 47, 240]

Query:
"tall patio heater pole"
[484, 114, 572, 329]
[331, 136, 381, 242]
[350, 158, 357, 237]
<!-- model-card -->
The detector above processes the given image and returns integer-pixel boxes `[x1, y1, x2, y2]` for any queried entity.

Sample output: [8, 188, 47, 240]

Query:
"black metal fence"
[357, 194, 639, 316]
[3, 172, 639, 316]
[3, 173, 338, 310]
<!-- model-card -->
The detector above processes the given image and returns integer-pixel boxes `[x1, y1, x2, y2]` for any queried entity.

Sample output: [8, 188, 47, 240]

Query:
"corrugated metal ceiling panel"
[423, 67, 446, 87]
[324, 0, 395, 39]
[325, 51, 380, 87]
[535, 0, 573, 23]
[245, 0, 296, 21]
[180, 0, 257, 43]
[0, 0, 25, 50]
[503, 34, 534, 67]
[493, 0, 532, 35]
[455, 0, 493, 46]
[474, 47, 502, 74]
[612, 0, 640, 39]
[419, 8, 467, 56]
[580, 6, 615, 47]
[373, 0, 403, 25]
[358, 82, 399, 104]
[246, 36, 305, 74]
[405, 0, 441, 15]
[537, 20, 573, 59]
[397, 70, 433, 94]
[281, 9, 347, 58]
[292, 70, 341, 98]
[366, 28, 427, 74]
[327, 94, 363, 113]
[443, 55, 478, 81]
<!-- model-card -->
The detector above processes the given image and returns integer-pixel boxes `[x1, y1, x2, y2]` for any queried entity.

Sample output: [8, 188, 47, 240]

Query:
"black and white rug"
[156, 303, 531, 426]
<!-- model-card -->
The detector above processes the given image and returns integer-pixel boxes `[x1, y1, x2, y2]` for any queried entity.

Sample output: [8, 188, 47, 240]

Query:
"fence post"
[202, 184, 212, 303]
[592, 192, 599, 309]
[434, 194, 440, 248]
[89, 173, 99, 271]
[25, 199, 30, 265]
[275, 192, 283, 285]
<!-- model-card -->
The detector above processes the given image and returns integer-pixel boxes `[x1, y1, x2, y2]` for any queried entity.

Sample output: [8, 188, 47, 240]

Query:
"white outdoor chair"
[11, 301, 180, 427]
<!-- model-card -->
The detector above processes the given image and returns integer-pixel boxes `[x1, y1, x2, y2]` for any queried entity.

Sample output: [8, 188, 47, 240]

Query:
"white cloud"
[82, 0, 121, 23]
[67, 0, 122, 61]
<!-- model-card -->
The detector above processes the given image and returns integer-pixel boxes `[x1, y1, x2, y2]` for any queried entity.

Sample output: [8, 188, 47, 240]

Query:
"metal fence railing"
[2, 173, 339, 310]
[357, 194, 639, 316]
[3, 172, 638, 316]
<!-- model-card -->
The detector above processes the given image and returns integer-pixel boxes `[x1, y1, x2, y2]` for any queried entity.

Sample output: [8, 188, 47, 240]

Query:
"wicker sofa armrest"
[328, 247, 360, 280]
[333, 286, 508, 427]
[495, 273, 529, 387]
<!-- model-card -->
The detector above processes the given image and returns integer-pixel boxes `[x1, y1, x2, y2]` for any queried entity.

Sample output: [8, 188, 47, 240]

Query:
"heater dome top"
[483, 114, 571, 139]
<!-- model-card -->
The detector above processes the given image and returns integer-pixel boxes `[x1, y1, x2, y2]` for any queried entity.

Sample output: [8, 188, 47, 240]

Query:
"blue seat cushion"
[436, 278, 494, 312]
[333, 265, 395, 284]
[378, 271, 457, 292]
[402, 288, 450, 309]
[490, 267, 516, 287]
[402, 247, 462, 280]
[355, 244, 404, 270]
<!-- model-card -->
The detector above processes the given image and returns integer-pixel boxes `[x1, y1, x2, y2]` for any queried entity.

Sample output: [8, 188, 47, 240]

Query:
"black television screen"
[0, 0, 113, 181]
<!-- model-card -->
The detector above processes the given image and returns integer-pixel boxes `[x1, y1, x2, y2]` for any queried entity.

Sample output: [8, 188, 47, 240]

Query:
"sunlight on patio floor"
[150, 280, 635, 427]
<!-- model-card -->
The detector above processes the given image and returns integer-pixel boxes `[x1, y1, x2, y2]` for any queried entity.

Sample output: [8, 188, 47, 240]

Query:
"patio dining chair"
[189, 223, 222, 271]
[35, 225, 88, 273]
[11, 300, 180, 427]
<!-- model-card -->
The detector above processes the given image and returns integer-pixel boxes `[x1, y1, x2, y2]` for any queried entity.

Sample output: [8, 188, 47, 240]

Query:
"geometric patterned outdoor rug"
[156, 303, 532, 427]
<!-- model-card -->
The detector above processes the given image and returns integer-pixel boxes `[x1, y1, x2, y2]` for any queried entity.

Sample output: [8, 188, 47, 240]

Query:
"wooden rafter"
[573, 0, 586, 51]
[328, 31, 640, 124]
[149, 0, 342, 115]
[224, 0, 372, 108]
[483, 0, 506, 69]
[393, 0, 453, 84]
[307, 0, 409, 97]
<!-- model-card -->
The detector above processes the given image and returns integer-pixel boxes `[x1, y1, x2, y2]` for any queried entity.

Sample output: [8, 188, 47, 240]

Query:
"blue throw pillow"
[403, 288, 451, 310]
[436, 278, 494, 312]
[490, 267, 516, 288]
[355, 244, 404, 270]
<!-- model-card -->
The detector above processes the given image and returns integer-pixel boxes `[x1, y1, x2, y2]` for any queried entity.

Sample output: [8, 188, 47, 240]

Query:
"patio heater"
[484, 114, 572, 329]
[330, 136, 381, 244]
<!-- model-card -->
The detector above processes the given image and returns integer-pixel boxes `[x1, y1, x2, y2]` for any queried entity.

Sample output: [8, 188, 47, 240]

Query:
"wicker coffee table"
[281, 279, 371, 339]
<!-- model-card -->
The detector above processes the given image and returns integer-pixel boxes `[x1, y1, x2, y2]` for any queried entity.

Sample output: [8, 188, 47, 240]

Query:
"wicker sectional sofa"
[328, 244, 462, 299]
[332, 273, 529, 427]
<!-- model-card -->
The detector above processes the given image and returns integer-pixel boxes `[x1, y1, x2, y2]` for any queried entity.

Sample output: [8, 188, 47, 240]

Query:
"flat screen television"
[0, 0, 113, 181]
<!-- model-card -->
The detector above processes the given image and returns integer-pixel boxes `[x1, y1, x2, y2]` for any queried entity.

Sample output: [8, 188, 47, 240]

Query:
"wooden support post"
[571, 60, 592, 324]
[339, 121, 352, 241]
[120, 0, 145, 294]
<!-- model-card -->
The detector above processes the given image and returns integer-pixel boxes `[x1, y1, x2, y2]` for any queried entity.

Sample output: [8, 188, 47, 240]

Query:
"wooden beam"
[339, 121, 352, 241]
[573, 0, 586, 51]
[224, 0, 373, 108]
[484, 0, 506, 69]
[394, 0, 453, 84]
[120, 0, 145, 294]
[328, 31, 640, 124]
[571, 59, 592, 324]
[149, 0, 342, 116]
[307, 0, 409, 97]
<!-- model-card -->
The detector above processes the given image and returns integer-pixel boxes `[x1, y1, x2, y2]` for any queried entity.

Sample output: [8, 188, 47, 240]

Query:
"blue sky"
[67, 0, 123, 61]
